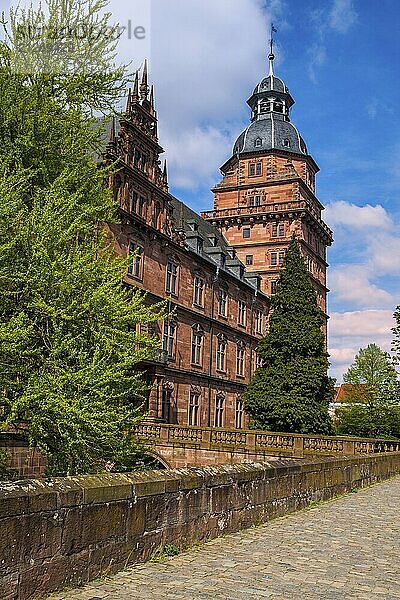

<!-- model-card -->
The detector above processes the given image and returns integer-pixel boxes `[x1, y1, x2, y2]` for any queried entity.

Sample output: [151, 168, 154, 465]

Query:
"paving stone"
[56, 476, 400, 600]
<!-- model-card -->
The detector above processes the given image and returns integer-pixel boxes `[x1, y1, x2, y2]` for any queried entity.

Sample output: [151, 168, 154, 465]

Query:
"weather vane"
[269, 23, 277, 59]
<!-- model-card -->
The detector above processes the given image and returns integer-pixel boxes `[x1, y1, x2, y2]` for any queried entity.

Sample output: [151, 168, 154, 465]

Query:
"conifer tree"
[244, 236, 333, 434]
[0, 0, 164, 475]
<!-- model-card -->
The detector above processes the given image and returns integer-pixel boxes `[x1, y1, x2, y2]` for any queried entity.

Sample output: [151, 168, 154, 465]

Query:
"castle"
[104, 51, 333, 430]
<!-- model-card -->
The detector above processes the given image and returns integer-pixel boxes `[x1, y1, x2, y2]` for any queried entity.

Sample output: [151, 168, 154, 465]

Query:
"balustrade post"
[203, 428, 212, 449]
[158, 425, 168, 444]
[246, 432, 256, 454]
[342, 440, 355, 456]
[293, 435, 304, 457]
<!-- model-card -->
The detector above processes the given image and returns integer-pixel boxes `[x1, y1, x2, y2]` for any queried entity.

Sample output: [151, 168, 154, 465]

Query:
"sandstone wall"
[2, 453, 400, 600]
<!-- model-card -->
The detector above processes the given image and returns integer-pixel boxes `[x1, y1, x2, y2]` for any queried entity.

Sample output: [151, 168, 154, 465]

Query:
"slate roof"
[169, 196, 263, 294]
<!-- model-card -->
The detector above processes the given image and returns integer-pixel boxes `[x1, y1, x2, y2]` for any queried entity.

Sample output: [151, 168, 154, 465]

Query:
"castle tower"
[202, 49, 333, 316]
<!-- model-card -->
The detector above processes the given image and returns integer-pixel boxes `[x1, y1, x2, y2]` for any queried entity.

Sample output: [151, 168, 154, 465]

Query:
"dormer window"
[188, 221, 198, 231]
[254, 138, 262, 148]
[208, 236, 218, 247]
[283, 139, 291, 148]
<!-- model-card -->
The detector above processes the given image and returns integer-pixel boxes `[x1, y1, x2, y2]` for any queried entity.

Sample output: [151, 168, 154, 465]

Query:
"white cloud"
[329, 265, 394, 308]
[326, 200, 400, 310]
[330, 309, 396, 338]
[147, 0, 283, 194]
[163, 126, 232, 190]
[328, 309, 396, 381]
[329, 0, 357, 34]
[325, 200, 392, 230]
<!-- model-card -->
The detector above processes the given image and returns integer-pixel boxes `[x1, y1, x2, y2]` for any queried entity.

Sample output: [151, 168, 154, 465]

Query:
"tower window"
[243, 228, 251, 239]
[246, 255, 253, 266]
[273, 101, 283, 113]
[254, 138, 262, 147]
[283, 139, 291, 148]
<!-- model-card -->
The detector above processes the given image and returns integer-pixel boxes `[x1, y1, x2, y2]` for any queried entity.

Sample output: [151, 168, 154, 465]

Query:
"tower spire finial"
[269, 23, 277, 76]
[140, 59, 149, 100]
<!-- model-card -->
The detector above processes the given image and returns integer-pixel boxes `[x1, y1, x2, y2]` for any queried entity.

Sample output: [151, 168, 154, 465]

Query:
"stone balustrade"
[135, 423, 400, 464]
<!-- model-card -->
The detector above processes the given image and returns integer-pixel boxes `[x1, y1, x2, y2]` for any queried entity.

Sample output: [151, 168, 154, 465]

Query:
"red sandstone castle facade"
[105, 55, 333, 430]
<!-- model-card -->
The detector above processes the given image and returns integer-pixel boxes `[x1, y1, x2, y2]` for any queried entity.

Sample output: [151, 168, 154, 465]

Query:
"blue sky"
[2, 0, 399, 381]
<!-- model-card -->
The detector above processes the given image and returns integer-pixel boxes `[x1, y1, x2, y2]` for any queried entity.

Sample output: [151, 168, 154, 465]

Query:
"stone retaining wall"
[2, 452, 400, 600]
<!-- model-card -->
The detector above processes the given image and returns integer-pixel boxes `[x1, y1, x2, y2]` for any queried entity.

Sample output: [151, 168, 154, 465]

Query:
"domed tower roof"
[233, 51, 307, 157]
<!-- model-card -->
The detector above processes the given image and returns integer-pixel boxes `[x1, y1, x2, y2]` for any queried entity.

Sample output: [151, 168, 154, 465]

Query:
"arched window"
[236, 342, 246, 377]
[254, 137, 262, 148]
[215, 391, 225, 428]
[216, 334, 227, 372]
[188, 386, 201, 426]
[273, 100, 284, 113]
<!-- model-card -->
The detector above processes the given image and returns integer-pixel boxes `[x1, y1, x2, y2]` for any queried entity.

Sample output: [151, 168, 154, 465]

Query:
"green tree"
[335, 344, 400, 438]
[244, 236, 333, 434]
[0, 0, 164, 475]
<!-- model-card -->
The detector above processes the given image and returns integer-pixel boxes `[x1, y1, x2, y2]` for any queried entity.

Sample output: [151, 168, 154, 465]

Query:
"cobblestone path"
[53, 477, 400, 600]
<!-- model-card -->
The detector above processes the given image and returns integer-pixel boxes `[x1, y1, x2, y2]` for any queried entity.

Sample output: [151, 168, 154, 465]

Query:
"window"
[243, 228, 251, 239]
[308, 256, 313, 273]
[279, 251, 285, 266]
[255, 310, 263, 334]
[196, 238, 203, 253]
[193, 276, 205, 307]
[141, 153, 148, 170]
[246, 255, 253, 266]
[272, 223, 278, 237]
[273, 101, 283, 113]
[235, 396, 244, 429]
[166, 260, 178, 295]
[216, 335, 227, 372]
[220, 254, 226, 268]
[271, 252, 278, 266]
[128, 242, 143, 279]
[271, 280, 278, 294]
[283, 138, 290, 148]
[256, 162, 262, 176]
[138, 196, 146, 217]
[218, 289, 228, 317]
[188, 391, 200, 426]
[191, 326, 203, 366]
[238, 300, 246, 327]
[131, 191, 138, 213]
[236, 344, 245, 377]
[162, 321, 176, 357]
[249, 195, 261, 207]
[162, 388, 171, 423]
[215, 393, 225, 428]
[249, 163, 256, 176]
[279, 223, 285, 237]
[254, 138, 262, 148]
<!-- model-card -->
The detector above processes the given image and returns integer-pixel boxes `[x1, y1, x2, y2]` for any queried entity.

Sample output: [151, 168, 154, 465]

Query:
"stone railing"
[135, 423, 400, 458]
